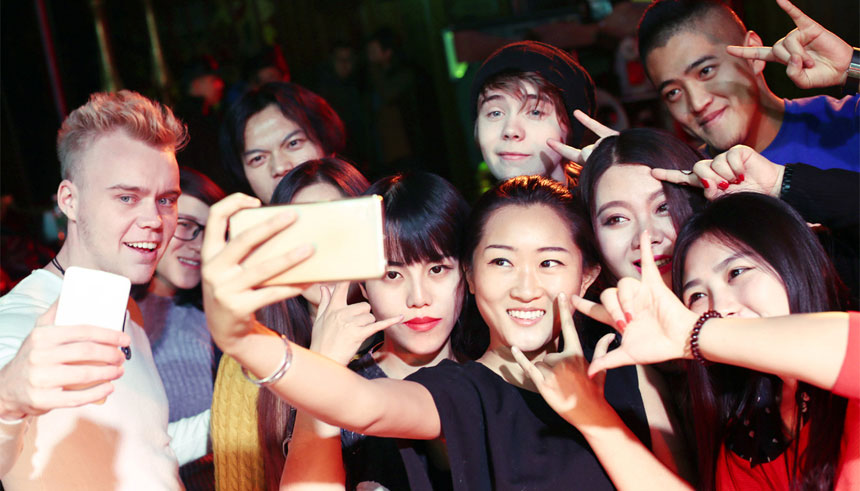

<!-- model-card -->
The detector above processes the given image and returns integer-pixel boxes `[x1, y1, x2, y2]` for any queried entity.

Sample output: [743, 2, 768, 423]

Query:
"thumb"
[588, 348, 634, 377]
[36, 301, 59, 327]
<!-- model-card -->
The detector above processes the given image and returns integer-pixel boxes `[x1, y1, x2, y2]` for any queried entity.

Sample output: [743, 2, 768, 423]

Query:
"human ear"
[743, 31, 766, 76]
[358, 282, 369, 301]
[578, 264, 601, 296]
[56, 180, 79, 222]
[464, 267, 476, 295]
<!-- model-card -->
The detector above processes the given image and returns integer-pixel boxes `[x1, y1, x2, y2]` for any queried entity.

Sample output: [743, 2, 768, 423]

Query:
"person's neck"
[478, 340, 555, 392]
[743, 85, 785, 154]
[548, 162, 568, 184]
[374, 338, 455, 380]
[46, 243, 77, 278]
[148, 274, 177, 298]
[779, 377, 800, 438]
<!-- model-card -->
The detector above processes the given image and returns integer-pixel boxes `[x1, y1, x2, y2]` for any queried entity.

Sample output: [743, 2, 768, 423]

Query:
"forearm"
[167, 408, 211, 466]
[281, 410, 345, 490]
[698, 312, 849, 391]
[576, 408, 691, 491]
[221, 327, 440, 439]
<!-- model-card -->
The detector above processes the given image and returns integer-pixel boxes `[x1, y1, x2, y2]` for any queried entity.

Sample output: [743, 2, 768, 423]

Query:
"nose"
[502, 115, 524, 141]
[510, 265, 541, 302]
[709, 284, 739, 317]
[138, 201, 164, 230]
[269, 150, 295, 179]
[687, 83, 712, 115]
[406, 275, 430, 308]
[632, 217, 667, 250]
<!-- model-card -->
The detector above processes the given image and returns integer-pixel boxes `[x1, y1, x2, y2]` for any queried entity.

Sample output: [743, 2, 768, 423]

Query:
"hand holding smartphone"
[55, 266, 131, 398]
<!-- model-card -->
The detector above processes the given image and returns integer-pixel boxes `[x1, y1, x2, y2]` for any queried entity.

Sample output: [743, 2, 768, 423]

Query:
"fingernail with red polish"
[718, 180, 729, 190]
[616, 320, 627, 330]
[624, 312, 633, 323]
[736, 174, 744, 184]
[700, 179, 710, 189]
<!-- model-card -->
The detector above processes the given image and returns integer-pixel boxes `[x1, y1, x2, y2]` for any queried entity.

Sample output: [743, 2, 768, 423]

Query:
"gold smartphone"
[228, 195, 386, 286]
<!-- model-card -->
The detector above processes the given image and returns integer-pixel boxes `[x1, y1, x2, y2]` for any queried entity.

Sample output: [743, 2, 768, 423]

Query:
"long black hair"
[577, 127, 706, 288]
[673, 193, 848, 491]
[220, 82, 345, 191]
[365, 172, 473, 361]
[460, 176, 601, 357]
[256, 157, 369, 491]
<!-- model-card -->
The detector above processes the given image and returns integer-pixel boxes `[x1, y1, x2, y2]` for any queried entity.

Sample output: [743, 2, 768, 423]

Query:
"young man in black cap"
[471, 41, 600, 185]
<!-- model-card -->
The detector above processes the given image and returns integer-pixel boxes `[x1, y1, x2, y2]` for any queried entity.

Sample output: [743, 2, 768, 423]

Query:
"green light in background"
[442, 29, 468, 80]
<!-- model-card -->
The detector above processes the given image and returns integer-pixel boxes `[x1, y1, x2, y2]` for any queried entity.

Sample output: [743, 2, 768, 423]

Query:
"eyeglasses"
[174, 217, 205, 241]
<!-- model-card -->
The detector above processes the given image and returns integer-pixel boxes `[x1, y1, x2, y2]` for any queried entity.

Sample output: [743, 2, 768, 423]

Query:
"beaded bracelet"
[241, 333, 293, 387]
[690, 310, 721, 365]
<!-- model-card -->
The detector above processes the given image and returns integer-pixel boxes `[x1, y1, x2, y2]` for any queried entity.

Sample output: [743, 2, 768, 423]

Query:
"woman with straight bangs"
[200, 176, 685, 489]
[577, 193, 857, 490]
[220, 82, 346, 203]
[283, 172, 472, 490]
[576, 127, 707, 479]
[211, 158, 382, 491]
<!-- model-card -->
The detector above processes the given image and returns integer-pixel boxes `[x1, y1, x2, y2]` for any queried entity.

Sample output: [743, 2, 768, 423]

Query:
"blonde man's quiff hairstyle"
[56, 90, 188, 181]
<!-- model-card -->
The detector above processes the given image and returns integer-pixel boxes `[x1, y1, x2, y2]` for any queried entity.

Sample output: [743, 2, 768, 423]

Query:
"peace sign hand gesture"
[547, 110, 619, 165]
[726, 0, 853, 89]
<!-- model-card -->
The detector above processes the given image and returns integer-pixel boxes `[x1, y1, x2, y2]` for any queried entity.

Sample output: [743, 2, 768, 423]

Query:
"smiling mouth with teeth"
[126, 241, 158, 252]
[507, 309, 546, 320]
[178, 258, 201, 267]
[634, 256, 672, 273]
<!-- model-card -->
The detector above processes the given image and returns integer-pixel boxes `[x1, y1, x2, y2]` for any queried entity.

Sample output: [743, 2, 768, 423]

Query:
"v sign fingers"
[573, 110, 618, 139]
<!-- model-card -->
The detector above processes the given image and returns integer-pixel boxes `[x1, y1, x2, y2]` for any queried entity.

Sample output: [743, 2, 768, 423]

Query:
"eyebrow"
[483, 245, 570, 254]
[242, 129, 304, 156]
[596, 189, 665, 217]
[681, 251, 745, 293]
[657, 55, 717, 92]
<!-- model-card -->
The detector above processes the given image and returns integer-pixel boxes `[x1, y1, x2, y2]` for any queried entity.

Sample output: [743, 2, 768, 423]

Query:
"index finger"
[651, 168, 702, 187]
[638, 231, 661, 285]
[570, 294, 613, 326]
[573, 110, 618, 138]
[776, 0, 815, 29]
[330, 281, 351, 307]
[202, 193, 261, 260]
[726, 45, 778, 63]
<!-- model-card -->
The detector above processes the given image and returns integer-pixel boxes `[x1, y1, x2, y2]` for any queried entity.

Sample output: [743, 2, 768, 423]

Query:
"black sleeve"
[780, 163, 859, 232]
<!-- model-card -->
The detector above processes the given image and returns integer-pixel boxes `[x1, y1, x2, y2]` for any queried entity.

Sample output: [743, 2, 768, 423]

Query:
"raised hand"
[726, 0, 853, 89]
[511, 292, 615, 428]
[571, 232, 698, 377]
[0, 303, 130, 420]
[309, 281, 402, 366]
[651, 145, 784, 200]
[201, 193, 314, 351]
[547, 110, 620, 165]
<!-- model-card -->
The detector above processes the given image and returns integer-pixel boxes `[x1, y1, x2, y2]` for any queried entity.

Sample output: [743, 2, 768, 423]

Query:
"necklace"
[51, 256, 131, 360]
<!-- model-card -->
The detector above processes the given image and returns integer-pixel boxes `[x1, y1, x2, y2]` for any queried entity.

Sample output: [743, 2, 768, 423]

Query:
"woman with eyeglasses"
[137, 166, 226, 489]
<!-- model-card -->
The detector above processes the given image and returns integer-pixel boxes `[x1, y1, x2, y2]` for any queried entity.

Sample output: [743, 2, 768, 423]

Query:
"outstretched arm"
[580, 232, 855, 399]
[726, 0, 854, 88]
[202, 194, 440, 441]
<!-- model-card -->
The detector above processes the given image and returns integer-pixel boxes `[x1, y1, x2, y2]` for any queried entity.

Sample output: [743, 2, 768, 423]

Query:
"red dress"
[715, 312, 859, 490]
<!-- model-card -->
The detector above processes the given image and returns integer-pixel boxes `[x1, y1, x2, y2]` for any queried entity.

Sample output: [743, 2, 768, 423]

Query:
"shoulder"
[0, 270, 61, 367]
[785, 94, 859, 116]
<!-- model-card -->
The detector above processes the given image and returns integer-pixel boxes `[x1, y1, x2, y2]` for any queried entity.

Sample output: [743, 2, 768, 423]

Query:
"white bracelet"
[241, 333, 293, 387]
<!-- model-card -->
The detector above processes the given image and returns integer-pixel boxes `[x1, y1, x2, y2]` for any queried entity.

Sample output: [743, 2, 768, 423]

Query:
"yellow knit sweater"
[211, 355, 265, 491]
